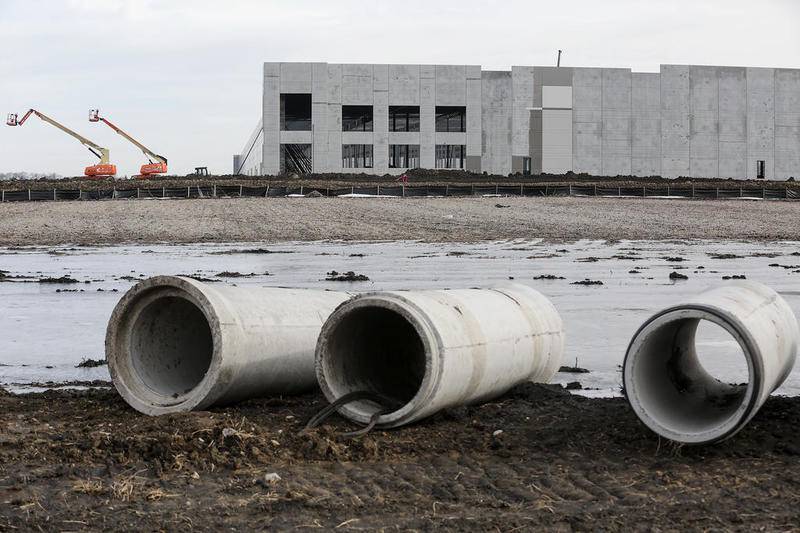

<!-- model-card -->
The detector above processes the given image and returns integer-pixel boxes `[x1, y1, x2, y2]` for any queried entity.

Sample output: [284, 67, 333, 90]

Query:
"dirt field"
[2, 196, 800, 246]
[1, 384, 799, 531]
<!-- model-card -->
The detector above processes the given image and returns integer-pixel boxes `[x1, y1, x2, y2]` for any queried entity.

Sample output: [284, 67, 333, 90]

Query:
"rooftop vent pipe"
[315, 284, 564, 429]
[106, 276, 349, 415]
[623, 281, 798, 444]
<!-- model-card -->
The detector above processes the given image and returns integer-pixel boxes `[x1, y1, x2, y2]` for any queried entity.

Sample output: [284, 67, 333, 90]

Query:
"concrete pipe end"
[623, 306, 760, 445]
[315, 294, 439, 429]
[106, 276, 224, 416]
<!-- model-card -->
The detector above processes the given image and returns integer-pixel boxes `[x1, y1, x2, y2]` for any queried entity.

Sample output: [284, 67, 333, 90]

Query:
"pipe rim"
[623, 304, 763, 445]
[315, 293, 442, 428]
[106, 276, 224, 415]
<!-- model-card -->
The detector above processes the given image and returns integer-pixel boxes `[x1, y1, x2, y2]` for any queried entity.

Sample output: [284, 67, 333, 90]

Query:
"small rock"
[264, 473, 281, 484]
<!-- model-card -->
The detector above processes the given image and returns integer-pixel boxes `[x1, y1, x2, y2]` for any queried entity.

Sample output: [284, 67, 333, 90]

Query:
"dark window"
[435, 106, 466, 132]
[280, 144, 312, 174]
[342, 105, 373, 132]
[389, 145, 420, 169]
[280, 94, 312, 131]
[757, 160, 766, 179]
[435, 145, 465, 169]
[389, 106, 420, 132]
[342, 144, 374, 168]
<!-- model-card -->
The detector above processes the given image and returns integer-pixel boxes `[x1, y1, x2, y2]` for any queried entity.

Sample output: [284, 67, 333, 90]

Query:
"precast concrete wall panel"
[718, 67, 747, 178]
[542, 109, 573, 174]
[466, 65, 482, 162]
[342, 64, 374, 105]
[326, 64, 343, 171]
[389, 65, 420, 104]
[631, 73, 661, 176]
[262, 63, 281, 174]
[602, 69, 632, 176]
[572, 68, 603, 175]
[511, 66, 535, 168]
[747, 68, 775, 179]
[373, 64, 390, 171]
[481, 72, 513, 176]
[312, 63, 329, 173]
[661, 65, 691, 178]
[420, 65, 436, 168]
[435, 65, 467, 106]
[775, 69, 800, 179]
[280, 63, 313, 94]
[689, 66, 720, 178]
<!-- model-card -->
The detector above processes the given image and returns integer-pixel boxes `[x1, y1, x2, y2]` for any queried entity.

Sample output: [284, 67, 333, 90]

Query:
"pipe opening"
[628, 315, 752, 440]
[129, 296, 213, 399]
[321, 307, 426, 418]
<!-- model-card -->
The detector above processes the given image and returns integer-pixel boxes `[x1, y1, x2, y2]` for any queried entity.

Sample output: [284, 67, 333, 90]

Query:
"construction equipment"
[89, 109, 167, 178]
[6, 109, 116, 178]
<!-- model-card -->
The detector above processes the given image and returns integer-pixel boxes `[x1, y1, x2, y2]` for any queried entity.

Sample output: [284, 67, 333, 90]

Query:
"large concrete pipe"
[623, 281, 799, 445]
[315, 284, 564, 429]
[106, 276, 349, 415]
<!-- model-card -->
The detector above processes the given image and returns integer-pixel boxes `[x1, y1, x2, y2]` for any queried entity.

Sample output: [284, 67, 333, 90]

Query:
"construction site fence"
[2, 183, 800, 203]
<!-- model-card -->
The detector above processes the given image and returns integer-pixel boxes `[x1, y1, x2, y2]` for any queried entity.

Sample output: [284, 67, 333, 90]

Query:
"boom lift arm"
[6, 109, 116, 178]
[89, 109, 167, 176]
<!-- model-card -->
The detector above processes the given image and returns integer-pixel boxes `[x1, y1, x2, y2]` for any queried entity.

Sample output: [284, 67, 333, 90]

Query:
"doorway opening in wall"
[389, 145, 420, 169]
[342, 144, 374, 168]
[435, 145, 465, 169]
[757, 160, 766, 180]
[280, 144, 312, 174]
[280, 94, 312, 131]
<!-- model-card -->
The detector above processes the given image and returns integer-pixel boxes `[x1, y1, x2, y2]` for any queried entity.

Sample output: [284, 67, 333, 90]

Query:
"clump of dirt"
[215, 271, 267, 278]
[708, 253, 745, 260]
[575, 257, 600, 263]
[572, 279, 603, 286]
[559, 365, 591, 374]
[723, 275, 747, 280]
[325, 271, 370, 282]
[663, 256, 686, 262]
[533, 274, 565, 280]
[670, 271, 689, 280]
[212, 248, 295, 255]
[75, 358, 107, 368]
[38, 275, 80, 284]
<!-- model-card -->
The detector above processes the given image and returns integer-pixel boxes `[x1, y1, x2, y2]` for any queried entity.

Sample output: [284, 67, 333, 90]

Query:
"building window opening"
[435, 145, 465, 169]
[280, 94, 312, 131]
[389, 106, 420, 132]
[342, 144, 374, 168]
[280, 144, 312, 174]
[342, 105, 374, 132]
[435, 106, 466, 133]
[389, 145, 420, 169]
[757, 160, 766, 180]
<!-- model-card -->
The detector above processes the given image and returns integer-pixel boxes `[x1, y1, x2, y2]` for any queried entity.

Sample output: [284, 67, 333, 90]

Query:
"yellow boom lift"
[6, 109, 116, 178]
[89, 109, 167, 178]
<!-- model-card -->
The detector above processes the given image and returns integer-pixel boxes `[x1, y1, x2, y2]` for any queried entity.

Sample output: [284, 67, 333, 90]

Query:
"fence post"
[445, 184, 449, 196]
[213, 184, 217, 198]
[53, 188, 56, 201]
[351, 186, 354, 195]
[471, 184, 475, 196]
[618, 186, 621, 197]
[762, 188, 766, 200]
[593, 184, 597, 196]
[691, 185, 695, 198]
[667, 184, 670, 197]
[643, 186, 646, 197]
[520, 184, 523, 197]
[187, 186, 190, 199]
[377, 185, 381, 196]
[716, 187, 719, 199]
[137, 187, 140, 199]
[162, 186, 165, 198]
[569, 184, 573, 196]
[545, 185, 549, 196]
[265, 184, 269, 197]
[300, 185, 304, 196]
[495, 184, 499, 195]
[239, 185, 243, 197]
[1, 190, 4, 202]
[739, 187, 742, 198]
[28, 189, 31, 201]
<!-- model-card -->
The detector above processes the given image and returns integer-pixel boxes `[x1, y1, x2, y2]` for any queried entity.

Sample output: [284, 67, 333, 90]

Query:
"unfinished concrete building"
[234, 62, 800, 180]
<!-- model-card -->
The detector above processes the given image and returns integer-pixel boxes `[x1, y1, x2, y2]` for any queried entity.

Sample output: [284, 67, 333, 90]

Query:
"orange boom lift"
[89, 109, 167, 178]
[6, 109, 117, 178]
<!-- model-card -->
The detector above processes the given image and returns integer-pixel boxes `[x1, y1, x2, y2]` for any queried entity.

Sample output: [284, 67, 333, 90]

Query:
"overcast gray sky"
[1, 0, 798, 177]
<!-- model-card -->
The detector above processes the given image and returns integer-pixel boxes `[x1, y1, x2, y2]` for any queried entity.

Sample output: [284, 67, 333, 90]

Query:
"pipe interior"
[630, 317, 750, 437]
[322, 307, 426, 416]
[129, 296, 213, 398]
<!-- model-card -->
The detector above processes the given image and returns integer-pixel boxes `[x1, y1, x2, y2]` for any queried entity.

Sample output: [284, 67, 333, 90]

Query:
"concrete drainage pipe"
[315, 284, 565, 429]
[623, 281, 799, 445]
[106, 276, 349, 415]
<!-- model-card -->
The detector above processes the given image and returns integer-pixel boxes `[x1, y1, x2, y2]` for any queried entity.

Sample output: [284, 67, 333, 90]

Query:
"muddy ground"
[2, 196, 800, 246]
[1, 384, 799, 531]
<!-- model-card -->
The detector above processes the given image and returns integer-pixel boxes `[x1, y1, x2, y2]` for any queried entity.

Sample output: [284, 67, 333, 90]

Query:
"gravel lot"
[1, 196, 799, 245]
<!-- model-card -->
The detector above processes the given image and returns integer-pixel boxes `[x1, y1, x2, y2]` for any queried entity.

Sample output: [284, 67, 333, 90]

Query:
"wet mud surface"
[2, 384, 799, 531]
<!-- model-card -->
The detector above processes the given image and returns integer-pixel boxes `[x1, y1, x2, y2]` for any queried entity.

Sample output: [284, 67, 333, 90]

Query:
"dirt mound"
[2, 384, 800, 530]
